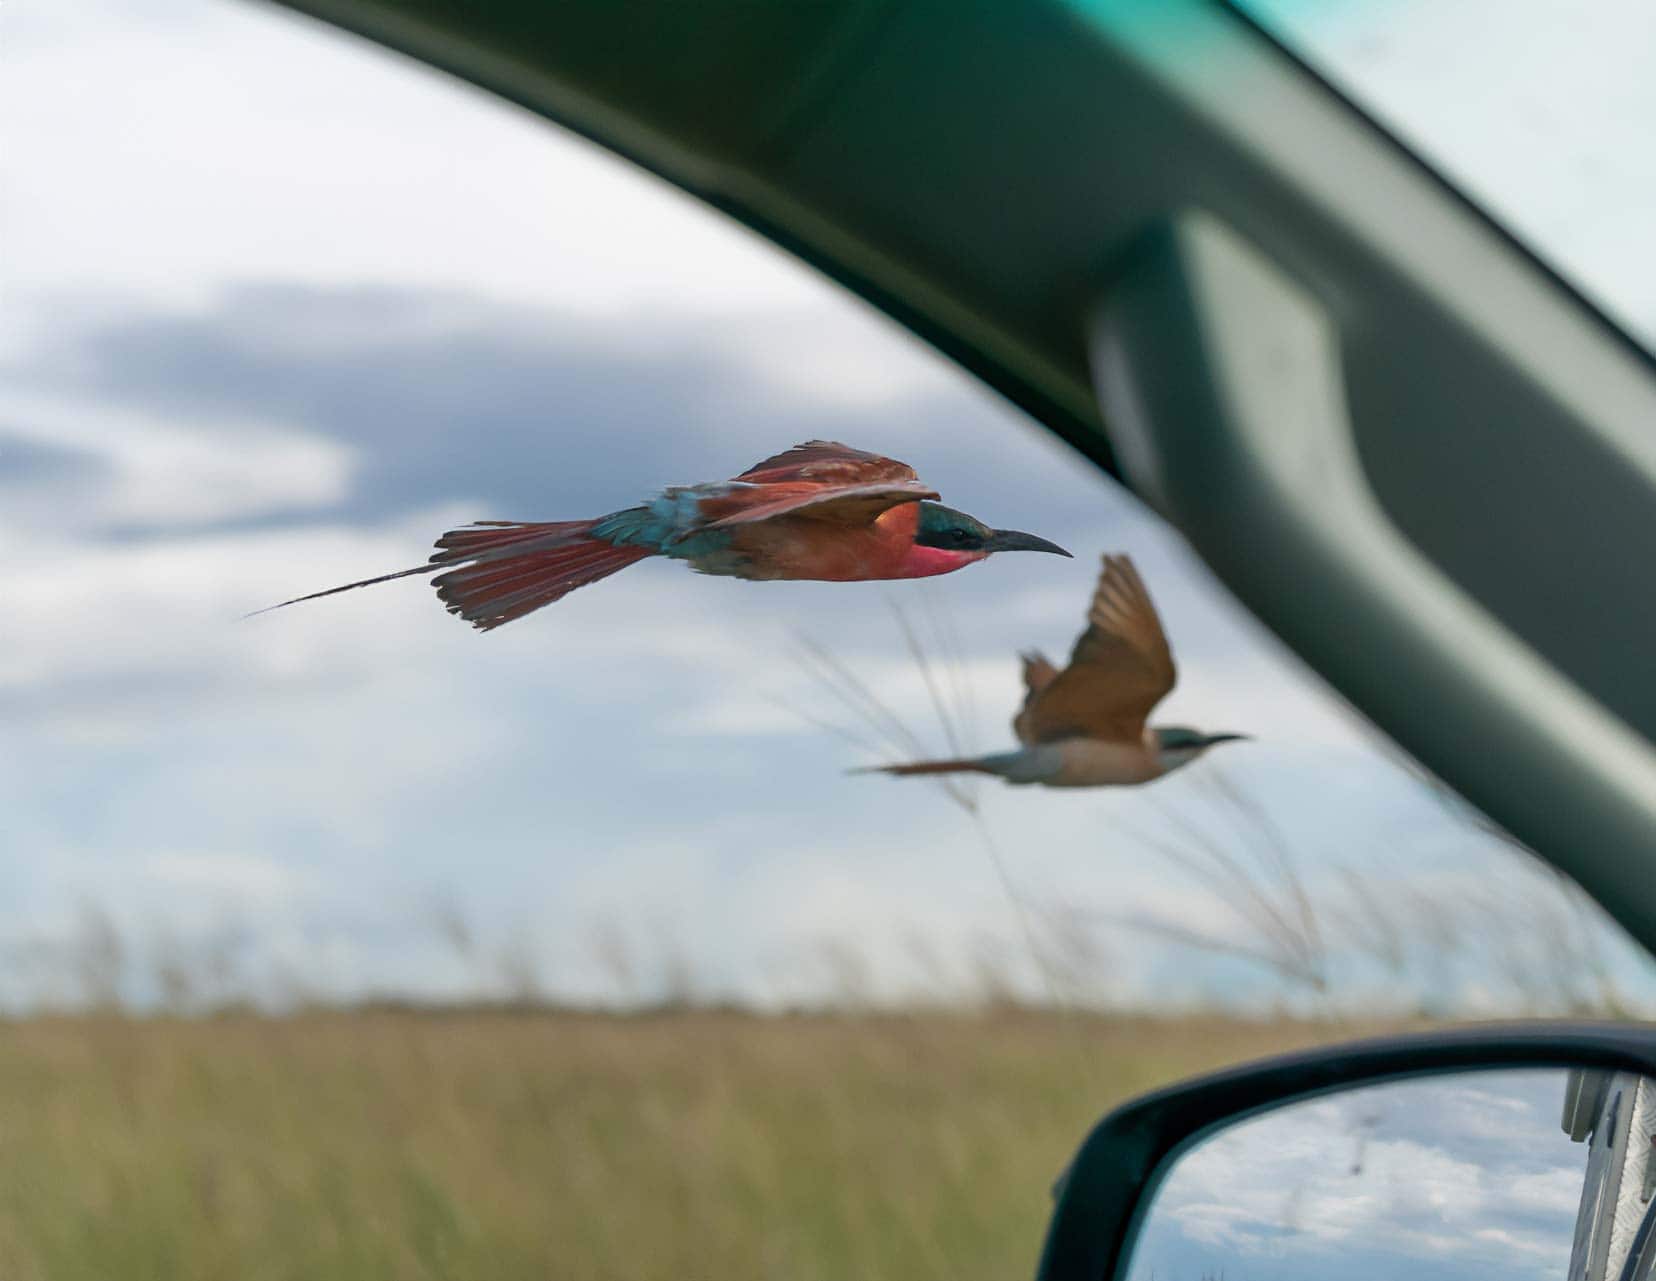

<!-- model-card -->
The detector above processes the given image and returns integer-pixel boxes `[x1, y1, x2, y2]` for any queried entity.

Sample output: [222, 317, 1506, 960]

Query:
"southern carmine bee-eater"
[254, 441, 1071, 630]
[861, 554, 1247, 787]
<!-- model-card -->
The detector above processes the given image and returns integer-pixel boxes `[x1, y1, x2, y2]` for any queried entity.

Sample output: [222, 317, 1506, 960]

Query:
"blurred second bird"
[859, 555, 1248, 788]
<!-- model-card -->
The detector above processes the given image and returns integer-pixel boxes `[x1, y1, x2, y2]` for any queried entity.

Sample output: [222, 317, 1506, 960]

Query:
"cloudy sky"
[1128, 1069, 1590, 1281]
[3, 0, 1654, 1011]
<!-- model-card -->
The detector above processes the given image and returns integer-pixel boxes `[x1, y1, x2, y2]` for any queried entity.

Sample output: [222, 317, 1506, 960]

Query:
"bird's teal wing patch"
[591, 485, 743, 550]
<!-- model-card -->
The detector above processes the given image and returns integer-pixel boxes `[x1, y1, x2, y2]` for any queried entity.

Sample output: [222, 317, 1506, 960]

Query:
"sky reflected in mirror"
[1129, 1070, 1591, 1281]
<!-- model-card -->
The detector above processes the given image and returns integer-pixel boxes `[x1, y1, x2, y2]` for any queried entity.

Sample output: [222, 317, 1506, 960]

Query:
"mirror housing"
[1038, 1023, 1656, 1281]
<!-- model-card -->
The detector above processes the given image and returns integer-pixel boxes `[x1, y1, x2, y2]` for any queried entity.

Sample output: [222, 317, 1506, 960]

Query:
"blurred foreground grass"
[0, 1010, 1397, 1281]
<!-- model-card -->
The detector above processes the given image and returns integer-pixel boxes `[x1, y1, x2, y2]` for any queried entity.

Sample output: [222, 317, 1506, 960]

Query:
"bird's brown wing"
[1020, 554, 1176, 745]
[734, 440, 919, 487]
[701, 441, 937, 527]
[1012, 650, 1059, 745]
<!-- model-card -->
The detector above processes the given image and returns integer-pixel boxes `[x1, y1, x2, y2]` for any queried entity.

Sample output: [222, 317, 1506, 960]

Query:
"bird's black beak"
[1202, 733, 1250, 747]
[985, 529, 1072, 557]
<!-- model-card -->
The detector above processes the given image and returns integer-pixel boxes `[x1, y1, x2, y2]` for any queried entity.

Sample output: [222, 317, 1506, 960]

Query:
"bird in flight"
[859, 554, 1246, 787]
[253, 441, 1070, 630]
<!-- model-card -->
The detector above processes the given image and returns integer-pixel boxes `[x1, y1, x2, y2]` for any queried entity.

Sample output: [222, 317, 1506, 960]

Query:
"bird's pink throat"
[895, 545, 988, 578]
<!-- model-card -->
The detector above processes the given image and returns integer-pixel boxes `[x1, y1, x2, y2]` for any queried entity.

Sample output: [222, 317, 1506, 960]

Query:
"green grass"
[0, 1011, 1389, 1281]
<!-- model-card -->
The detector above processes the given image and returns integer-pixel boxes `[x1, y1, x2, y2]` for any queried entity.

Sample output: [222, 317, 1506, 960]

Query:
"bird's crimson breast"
[892, 544, 988, 578]
[690, 504, 972, 582]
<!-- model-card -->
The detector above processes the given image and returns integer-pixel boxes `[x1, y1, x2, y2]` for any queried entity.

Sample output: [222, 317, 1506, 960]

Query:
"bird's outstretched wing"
[1018, 554, 1176, 745]
[734, 441, 919, 486]
[1012, 650, 1060, 745]
[700, 440, 939, 527]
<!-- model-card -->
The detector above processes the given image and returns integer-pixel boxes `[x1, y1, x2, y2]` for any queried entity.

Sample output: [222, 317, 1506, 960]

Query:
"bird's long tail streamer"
[246, 519, 651, 631]
[849, 758, 994, 777]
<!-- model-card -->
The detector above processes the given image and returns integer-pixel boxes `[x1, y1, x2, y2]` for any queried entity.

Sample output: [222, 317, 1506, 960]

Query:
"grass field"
[0, 1010, 1400, 1281]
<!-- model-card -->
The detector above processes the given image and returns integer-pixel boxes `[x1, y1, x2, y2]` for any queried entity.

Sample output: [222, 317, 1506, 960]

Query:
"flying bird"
[253, 441, 1070, 630]
[860, 554, 1246, 787]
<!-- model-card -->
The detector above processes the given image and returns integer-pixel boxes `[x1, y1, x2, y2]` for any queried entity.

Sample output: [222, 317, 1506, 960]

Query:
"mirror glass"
[1126, 1067, 1656, 1281]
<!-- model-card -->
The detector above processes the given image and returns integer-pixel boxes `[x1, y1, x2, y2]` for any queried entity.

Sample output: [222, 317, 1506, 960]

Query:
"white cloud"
[0, 388, 355, 529]
[0, 507, 457, 695]
[142, 850, 306, 901]
[721, 308, 978, 412]
[1504, 1168, 1586, 1218]
[2, 0, 832, 334]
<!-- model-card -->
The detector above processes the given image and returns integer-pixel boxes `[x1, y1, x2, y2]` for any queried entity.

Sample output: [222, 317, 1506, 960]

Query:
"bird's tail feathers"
[247, 519, 649, 628]
[244, 561, 446, 617]
[428, 519, 593, 563]
[433, 534, 651, 630]
[849, 757, 996, 778]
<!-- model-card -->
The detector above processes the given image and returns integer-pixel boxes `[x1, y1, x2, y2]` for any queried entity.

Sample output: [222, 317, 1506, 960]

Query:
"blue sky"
[3, 0, 1654, 1011]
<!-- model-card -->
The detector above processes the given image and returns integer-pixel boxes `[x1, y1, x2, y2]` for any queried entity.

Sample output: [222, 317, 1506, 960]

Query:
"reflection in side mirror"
[1124, 1068, 1656, 1281]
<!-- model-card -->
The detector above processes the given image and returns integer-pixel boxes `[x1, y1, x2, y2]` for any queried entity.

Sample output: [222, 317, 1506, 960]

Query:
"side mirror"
[1038, 1025, 1656, 1281]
